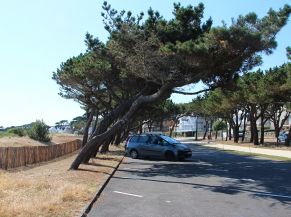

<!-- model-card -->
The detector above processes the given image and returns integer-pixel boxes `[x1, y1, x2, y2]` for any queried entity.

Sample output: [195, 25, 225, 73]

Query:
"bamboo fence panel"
[0, 140, 81, 169]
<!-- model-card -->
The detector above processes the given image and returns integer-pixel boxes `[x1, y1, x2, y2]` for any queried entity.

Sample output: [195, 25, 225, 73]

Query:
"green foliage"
[28, 120, 51, 142]
[53, 1, 290, 146]
[0, 131, 14, 138]
[287, 46, 291, 60]
[213, 120, 227, 131]
[70, 115, 87, 134]
[7, 127, 26, 137]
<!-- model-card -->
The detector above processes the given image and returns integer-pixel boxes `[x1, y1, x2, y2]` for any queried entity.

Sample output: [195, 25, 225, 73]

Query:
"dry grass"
[50, 134, 83, 144]
[0, 145, 124, 217]
[0, 134, 82, 147]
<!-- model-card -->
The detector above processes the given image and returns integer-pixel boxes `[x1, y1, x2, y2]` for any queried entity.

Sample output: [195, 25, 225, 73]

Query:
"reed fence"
[0, 140, 81, 169]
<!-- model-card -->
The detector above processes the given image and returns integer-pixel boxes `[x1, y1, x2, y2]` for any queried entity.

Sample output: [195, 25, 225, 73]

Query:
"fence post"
[5, 147, 9, 170]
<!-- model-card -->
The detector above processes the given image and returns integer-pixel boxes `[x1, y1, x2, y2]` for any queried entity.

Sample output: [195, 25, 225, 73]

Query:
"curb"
[80, 155, 125, 217]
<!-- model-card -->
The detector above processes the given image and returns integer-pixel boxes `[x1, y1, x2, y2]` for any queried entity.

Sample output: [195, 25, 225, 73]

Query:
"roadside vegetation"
[27, 120, 51, 142]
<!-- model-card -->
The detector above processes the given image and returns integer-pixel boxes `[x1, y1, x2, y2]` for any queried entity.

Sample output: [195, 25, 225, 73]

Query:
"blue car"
[125, 133, 192, 161]
[278, 132, 289, 143]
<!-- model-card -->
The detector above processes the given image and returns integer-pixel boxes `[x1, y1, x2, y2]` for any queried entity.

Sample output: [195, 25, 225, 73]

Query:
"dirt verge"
[0, 145, 124, 217]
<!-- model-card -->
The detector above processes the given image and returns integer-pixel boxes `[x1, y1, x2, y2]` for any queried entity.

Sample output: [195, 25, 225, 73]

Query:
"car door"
[138, 135, 152, 156]
[146, 136, 167, 157]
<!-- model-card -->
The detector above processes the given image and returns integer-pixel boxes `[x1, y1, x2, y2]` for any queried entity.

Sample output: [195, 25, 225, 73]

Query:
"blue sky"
[0, 0, 290, 127]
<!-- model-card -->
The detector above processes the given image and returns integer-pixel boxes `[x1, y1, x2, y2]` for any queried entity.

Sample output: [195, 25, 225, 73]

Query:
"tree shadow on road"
[119, 144, 291, 206]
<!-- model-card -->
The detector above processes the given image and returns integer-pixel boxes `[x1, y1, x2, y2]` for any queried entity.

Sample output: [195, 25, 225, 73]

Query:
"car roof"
[130, 133, 164, 137]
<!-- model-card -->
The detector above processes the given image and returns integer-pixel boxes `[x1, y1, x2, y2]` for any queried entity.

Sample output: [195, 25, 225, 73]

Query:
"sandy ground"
[0, 146, 124, 217]
[0, 134, 82, 147]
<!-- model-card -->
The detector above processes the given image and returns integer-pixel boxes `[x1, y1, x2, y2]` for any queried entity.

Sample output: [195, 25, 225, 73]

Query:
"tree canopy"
[53, 2, 291, 169]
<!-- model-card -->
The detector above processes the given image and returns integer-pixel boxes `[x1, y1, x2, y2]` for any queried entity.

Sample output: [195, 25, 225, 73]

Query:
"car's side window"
[138, 135, 149, 143]
[158, 138, 168, 146]
[150, 136, 160, 145]
[129, 136, 139, 143]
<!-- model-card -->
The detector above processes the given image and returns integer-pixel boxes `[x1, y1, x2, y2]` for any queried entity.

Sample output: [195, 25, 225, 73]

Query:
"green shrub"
[7, 127, 26, 137]
[28, 120, 51, 142]
[213, 120, 227, 131]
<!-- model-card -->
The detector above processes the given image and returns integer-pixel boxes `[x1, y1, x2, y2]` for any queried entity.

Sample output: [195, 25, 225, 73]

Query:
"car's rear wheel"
[130, 149, 139, 159]
[165, 151, 175, 161]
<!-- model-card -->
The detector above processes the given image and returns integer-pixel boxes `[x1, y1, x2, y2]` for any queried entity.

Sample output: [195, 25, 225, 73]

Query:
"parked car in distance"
[125, 133, 192, 161]
[278, 131, 289, 143]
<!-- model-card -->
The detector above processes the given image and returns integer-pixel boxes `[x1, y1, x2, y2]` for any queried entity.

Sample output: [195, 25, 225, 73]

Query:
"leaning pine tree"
[53, 2, 291, 170]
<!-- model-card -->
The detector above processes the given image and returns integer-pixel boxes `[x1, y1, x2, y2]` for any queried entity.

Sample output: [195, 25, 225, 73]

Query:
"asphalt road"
[88, 143, 291, 217]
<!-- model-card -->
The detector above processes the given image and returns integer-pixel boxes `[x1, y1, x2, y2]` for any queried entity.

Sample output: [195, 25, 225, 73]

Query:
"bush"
[28, 120, 51, 142]
[7, 127, 26, 137]
[213, 120, 227, 131]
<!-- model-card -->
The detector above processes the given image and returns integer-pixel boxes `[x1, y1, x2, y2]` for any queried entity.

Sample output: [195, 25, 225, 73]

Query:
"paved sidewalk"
[176, 137, 291, 159]
[204, 143, 291, 159]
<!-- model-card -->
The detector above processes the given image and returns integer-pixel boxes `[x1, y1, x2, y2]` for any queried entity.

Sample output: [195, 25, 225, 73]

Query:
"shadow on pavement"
[119, 144, 291, 205]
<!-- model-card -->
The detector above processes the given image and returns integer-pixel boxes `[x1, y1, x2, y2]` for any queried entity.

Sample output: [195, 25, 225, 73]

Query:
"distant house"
[175, 116, 206, 136]
[49, 127, 58, 133]
[49, 126, 73, 134]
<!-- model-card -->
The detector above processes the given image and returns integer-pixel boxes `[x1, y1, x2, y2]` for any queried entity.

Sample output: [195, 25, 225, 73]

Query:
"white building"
[175, 116, 206, 133]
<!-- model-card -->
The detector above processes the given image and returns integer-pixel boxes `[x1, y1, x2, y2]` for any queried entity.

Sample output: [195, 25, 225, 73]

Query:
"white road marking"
[165, 200, 172, 203]
[241, 178, 255, 182]
[113, 191, 143, 198]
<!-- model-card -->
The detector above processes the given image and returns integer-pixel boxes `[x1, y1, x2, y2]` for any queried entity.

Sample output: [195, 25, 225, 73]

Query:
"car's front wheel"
[165, 151, 175, 161]
[130, 149, 139, 159]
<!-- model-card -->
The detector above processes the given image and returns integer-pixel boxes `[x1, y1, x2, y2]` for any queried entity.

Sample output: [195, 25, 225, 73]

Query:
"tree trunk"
[274, 126, 280, 145]
[100, 135, 115, 153]
[233, 110, 239, 143]
[138, 121, 143, 133]
[84, 99, 135, 163]
[215, 130, 218, 139]
[195, 116, 198, 141]
[170, 116, 180, 137]
[70, 85, 172, 170]
[242, 112, 247, 142]
[285, 126, 291, 146]
[70, 121, 125, 169]
[147, 121, 153, 132]
[233, 125, 239, 143]
[114, 131, 122, 146]
[82, 111, 94, 147]
[228, 121, 232, 141]
[253, 124, 259, 145]
[203, 120, 208, 140]
[250, 105, 259, 146]
[169, 125, 174, 137]
[159, 119, 163, 131]
[225, 121, 228, 141]
[250, 126, 254, 143]
[209, 120, 213, 138]
[260, 113, 265, 145]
